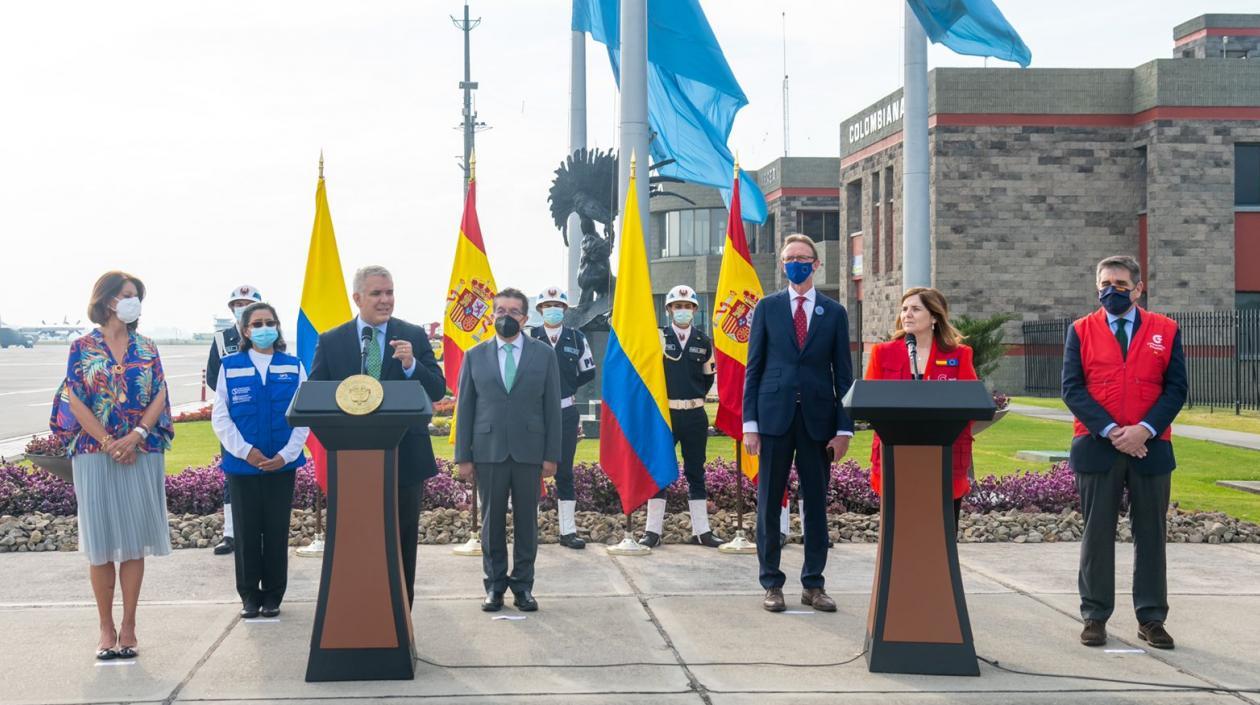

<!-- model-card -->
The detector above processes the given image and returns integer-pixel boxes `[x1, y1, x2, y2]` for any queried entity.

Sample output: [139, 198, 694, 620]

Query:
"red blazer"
[866, 339, 977, 500]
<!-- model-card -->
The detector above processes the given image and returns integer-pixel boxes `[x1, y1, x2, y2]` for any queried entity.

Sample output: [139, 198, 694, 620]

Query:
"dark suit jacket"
[743, 289, 854, 441]
[1062, 309, 1188, 475]
[308, 317, 446, 486]
[453, 335, 562, 466]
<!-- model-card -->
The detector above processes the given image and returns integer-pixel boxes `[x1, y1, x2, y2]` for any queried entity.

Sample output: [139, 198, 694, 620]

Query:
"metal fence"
[1022, 309, 1260, 412]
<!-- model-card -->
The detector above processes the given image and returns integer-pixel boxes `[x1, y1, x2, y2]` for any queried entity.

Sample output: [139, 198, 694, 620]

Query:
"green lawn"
[1014, 395, 1260, 436]
[170, 414, 1260, 523]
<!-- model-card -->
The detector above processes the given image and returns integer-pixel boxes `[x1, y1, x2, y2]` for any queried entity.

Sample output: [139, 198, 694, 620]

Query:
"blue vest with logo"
[220, 351, 306, 476]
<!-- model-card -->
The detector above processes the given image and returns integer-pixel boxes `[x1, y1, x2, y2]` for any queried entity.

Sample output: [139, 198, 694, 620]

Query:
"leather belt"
[560, 396, 576, 409]
[668, 398, 706, 410]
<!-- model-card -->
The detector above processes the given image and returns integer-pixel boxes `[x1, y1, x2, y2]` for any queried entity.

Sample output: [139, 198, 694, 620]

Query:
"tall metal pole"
[567, 30, 587, 295]
[617, 0, 650, 243]
[902, 4, 931, 289]
[453, 3, 481, 199]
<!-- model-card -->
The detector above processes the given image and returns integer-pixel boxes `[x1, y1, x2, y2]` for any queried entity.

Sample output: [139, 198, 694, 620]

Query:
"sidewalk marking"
[492, 615, 528, 621]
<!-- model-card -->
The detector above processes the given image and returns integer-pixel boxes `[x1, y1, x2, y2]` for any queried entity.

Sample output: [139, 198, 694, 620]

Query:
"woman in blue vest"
[211, 302, 309, 619]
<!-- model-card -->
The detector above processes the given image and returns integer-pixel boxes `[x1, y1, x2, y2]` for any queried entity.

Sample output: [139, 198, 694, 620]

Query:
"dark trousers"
[227, 471, 296, 607]
[478, 461, 542, 594]
[1075, 456, 1171, 624]
[398, 482, 423, 608]
[655, 407, 709, 501]
[555, 406, 581, 501]
[756, 405, 830, 590]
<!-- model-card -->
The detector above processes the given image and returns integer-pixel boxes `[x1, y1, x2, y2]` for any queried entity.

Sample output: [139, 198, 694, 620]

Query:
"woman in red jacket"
[866, 287, 977, 526]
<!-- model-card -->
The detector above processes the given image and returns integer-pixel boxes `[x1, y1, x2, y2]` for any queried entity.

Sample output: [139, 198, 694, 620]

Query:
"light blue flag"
[573, 0, 768, 223]
[907, 0, 1032, 68]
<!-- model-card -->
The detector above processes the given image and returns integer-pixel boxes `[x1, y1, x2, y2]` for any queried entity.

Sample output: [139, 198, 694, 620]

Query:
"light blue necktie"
[503, 343, 517, 391]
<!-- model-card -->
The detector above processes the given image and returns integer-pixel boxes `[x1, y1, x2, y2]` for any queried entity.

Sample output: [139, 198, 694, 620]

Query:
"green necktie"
[503, 342, 517, 391]
[1115, 318, 1128, 360]
[365, 326, 382, 379]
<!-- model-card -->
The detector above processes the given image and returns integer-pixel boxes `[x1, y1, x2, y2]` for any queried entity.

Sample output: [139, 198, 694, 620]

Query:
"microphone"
[360, 326, 373, 376]
[906, 336, 921, 380]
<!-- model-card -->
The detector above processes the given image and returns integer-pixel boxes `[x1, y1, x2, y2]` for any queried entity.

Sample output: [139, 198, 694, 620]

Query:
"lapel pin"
[815, 306, 824, 316]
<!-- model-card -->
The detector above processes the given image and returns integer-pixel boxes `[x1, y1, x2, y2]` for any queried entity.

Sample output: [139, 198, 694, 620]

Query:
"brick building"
[839, 13, 1260, 391]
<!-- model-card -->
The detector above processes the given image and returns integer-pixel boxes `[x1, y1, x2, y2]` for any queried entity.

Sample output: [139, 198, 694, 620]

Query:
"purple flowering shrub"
[24, 435, 67, 457]
[2, 454, 1083, 518]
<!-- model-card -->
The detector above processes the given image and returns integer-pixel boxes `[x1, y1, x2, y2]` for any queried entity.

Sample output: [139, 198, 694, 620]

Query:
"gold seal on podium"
[335, 374, 384, 416]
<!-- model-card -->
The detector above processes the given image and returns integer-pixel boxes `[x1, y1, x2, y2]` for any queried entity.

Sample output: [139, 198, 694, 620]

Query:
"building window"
[870, 172, 881, 275]
[799, 210, 840, 242]
[660, 207, 730, 257]
[884, 166, 895, 273]
[650, 212, 666, 257]
[1238, 144, 1260, 206]
[845, 179, 863, 239]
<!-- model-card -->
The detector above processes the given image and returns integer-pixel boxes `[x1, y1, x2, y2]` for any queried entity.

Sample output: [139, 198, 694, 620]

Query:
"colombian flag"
[712, 164, 762, 480]
[443, 175, 497, 407]
[296, 162, 352, 491]
[599, 163, 676, 514]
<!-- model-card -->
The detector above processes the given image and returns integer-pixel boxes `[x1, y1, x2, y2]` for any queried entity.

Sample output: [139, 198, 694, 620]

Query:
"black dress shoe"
[240, 601, 260, 619]
[259, 604, 281, 618]
[688, 531, 725, 548]
[1080, 619, 1107, 646]
[481, 591, 504, 612]
[1138, 621, 1175, 650]
[638, 531, 661, 548]
[213, 536, 235, 556]
[559, 533, 586, 549]
[513, 590, 538, 612]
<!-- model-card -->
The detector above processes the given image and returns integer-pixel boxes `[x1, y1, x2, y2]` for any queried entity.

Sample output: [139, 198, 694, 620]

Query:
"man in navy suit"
[743, 233, 854, 613]
[309, 265, 446, 608]
[1062, 255, 1187, 650]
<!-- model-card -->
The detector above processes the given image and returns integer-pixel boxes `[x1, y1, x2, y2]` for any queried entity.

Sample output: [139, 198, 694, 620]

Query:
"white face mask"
[114, 296, 142, 324]
[232, 304, 250, 323]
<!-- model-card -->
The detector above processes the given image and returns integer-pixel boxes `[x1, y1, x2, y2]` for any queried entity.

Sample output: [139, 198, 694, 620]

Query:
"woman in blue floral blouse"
[52, 271, 173, 661]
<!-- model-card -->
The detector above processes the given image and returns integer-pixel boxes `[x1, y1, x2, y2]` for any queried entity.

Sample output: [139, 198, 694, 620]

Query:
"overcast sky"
[1, 0, 1249, 337]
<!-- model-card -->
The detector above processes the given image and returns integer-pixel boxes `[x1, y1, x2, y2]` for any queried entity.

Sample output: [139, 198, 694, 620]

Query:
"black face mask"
[495, 315, 521, 339]
[1098, 286, 1134, 316]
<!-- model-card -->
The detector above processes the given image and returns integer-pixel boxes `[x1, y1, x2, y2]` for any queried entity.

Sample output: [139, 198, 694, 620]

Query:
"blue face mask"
[672, 308, 694, 326]
[250, 326, 279, 349]
[541, 308, 565, 326]
[1098, 286, 1134, 316]
[784, 261, 813, 285]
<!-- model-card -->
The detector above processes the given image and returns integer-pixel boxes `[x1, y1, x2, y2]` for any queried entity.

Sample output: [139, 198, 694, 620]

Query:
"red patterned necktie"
[794, 296, 808, 347]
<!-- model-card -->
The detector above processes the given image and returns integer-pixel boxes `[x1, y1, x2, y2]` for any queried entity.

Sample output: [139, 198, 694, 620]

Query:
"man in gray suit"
[455, 288, 562, 612]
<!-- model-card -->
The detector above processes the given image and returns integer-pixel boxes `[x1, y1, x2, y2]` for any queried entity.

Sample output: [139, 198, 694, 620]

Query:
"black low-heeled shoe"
[116, 646, 137, 659]
[96, 647, 118, 661]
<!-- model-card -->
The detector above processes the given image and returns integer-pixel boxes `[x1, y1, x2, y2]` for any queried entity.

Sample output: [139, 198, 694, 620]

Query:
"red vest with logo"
[1071, 308, 1176, 440]
[866, 340, 976, 500]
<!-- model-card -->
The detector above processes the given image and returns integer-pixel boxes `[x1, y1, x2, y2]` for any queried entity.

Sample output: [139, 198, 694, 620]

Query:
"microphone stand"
[907, 337, 922, 381]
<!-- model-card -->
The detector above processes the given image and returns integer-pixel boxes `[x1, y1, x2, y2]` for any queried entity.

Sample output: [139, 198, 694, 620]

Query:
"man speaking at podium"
[309, 265, 446, 607]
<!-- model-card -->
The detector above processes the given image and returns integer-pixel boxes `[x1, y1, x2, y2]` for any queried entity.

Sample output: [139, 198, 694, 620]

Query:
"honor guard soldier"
[640, 285, 724, 548]
[531, 287, 596, 549]
[206, 284, 264, 556]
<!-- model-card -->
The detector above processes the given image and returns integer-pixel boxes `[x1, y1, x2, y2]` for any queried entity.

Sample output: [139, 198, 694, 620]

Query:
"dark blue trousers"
[756, 404, 830, 590]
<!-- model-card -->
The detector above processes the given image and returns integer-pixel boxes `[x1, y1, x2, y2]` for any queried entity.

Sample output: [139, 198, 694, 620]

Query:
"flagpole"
[719, 439, 757, 554]
[297, 149, 329, 559]
[453, 473, 482, 555]
[902, 3, 931, 289]
[607, 509, 650, 555]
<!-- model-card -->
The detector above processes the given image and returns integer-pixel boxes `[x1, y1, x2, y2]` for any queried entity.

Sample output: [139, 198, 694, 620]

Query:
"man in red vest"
[1062, 255, 1187, 650]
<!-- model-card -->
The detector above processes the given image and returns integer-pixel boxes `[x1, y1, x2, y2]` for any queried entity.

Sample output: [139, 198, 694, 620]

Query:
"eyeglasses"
[782, 256, 816, 264]
[248, 320, 277, 328]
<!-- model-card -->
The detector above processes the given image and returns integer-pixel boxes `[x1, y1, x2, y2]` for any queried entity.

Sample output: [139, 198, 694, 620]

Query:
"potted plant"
[24, 434, 73, 484]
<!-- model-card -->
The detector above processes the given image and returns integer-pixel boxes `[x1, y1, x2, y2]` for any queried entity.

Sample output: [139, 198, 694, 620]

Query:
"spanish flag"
[296, 158, 352, 491]
[599, 159, 676, 514]
[712, 163, 762, 480]
[443, 173, 497, 410]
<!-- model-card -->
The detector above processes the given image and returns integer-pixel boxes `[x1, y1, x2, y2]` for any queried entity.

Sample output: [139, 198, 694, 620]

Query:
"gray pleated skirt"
[72, 452, 172, 566]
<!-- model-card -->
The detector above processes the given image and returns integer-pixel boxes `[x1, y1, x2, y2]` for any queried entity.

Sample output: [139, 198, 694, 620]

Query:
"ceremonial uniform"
[641, 285, 722, 547]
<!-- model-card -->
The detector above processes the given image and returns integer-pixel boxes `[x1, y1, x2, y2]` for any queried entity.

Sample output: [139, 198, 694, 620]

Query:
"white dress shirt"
[744, 286, 851, 438]
[1099, 307, 1157, 439]
[496, 335, 524, 387]
[211, 349, 311, 463]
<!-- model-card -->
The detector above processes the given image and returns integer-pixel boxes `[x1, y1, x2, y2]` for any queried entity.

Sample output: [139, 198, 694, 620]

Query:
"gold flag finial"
[630, 149, 637, 179]
[469, 151, 476, 182]
[318, 149, 324, 180]
[734, 152, 740, 179]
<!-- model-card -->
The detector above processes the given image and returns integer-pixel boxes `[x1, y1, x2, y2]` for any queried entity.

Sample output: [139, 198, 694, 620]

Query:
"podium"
[847, 380, 994, 677]
[287, 380, 432, 682]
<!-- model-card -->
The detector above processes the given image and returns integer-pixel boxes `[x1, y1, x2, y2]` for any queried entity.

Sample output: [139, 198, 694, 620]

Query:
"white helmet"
[665, 285, 699, 307]
[228, 284, 263, 306]
[535, 286, 570, 310]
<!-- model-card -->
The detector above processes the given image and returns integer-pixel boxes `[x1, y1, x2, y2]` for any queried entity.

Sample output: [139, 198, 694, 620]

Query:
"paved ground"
[2, 542, 1258, 704]
[0, 343, 211, 443]
[1008, 403, 1260, 452]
